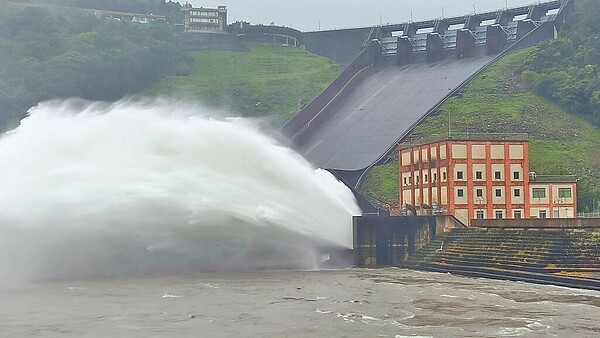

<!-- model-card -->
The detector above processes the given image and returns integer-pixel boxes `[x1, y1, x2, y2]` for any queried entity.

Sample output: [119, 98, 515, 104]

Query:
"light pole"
[476, 196, 485, 219]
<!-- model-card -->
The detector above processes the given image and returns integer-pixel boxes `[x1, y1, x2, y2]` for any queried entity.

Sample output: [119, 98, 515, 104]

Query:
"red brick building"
[398, 137, 577, 225]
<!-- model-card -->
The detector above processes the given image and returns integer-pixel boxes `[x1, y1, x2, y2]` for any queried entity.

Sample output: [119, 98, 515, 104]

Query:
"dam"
[283, 0, 573, 188]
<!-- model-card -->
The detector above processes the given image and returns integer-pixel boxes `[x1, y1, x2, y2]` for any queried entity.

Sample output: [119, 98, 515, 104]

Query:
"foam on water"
[0, 99, 360, 283]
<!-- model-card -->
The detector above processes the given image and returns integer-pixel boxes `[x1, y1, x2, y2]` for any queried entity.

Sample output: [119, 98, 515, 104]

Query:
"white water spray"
[0, 99, 360, 283]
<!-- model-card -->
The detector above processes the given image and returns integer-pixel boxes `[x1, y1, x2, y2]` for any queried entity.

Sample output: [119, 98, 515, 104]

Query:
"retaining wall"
[303, 27, 375, 64]
[280, 42, 381, 140]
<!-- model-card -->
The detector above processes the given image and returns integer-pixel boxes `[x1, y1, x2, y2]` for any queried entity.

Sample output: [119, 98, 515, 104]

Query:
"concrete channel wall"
[279, 42, 381, 140]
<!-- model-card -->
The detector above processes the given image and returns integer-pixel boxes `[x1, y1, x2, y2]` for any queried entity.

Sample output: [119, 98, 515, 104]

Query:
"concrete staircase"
[405, 228, 600, 291]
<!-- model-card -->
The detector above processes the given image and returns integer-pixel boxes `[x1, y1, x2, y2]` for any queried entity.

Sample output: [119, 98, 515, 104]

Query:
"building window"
[539, 210, 547, 218]
[495, 189, 502, 197]
[513, 188, 520, 197]
[476, 189, 483, 198]
[514, 210, 522, 219]
[424, 174, 428, 183]
[494, 171, 502, 180]
[403, 177, 408, 185]
[558, 188, 572, 198]
[513, 171, 520, 180]
[457, 189, 464, 197]
[476, 171, 483, 180]
[457, 171, 464, 180]
[443, 172, 447, 181]
[476, 210, 484, 219]
[495, 210, 503, 219]
[416, 176, 420, 185]
[433, 173, 437, 182]
[532, 188, 546, 199]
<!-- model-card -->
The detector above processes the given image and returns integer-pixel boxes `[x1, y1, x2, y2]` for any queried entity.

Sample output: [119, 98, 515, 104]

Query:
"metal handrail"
[578, 212, 600, 219]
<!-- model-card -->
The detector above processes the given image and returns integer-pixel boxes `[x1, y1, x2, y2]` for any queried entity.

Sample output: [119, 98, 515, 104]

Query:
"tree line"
[49, 0, 182, 23]
[0, 2, 190, 129]
[1, 0, 182, 21]
[520, 0, 600, 127]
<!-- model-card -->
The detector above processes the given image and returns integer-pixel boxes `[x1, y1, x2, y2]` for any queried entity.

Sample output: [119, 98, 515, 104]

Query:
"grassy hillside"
[142, 44, 343, 127]
[360, 50, 600, 212]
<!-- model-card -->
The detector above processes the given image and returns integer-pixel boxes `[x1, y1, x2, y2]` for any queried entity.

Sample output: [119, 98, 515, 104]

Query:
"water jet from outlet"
[0, 99, 360, 283]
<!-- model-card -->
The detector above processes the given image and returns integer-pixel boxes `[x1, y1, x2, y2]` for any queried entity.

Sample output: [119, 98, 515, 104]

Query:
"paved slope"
[405, 228, 600, 291]
[295, 56, 495, 171]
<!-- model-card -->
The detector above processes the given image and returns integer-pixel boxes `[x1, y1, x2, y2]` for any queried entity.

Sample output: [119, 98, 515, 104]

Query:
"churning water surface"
[1, 268, 599, 337]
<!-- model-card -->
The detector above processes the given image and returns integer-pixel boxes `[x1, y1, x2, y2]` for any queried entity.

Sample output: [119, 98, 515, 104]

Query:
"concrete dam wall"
[303, 27, 376, 64]
[285, 0, 573, 187]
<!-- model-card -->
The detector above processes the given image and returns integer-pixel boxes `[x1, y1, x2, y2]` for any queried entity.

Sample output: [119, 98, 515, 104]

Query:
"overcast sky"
[189, 0, 542, 31]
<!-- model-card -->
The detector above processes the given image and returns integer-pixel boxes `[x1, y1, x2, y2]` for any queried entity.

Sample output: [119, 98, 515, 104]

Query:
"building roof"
[398, 133, 529, 150]
[181, 5, 226, 12]
[530, 175, 578, 183]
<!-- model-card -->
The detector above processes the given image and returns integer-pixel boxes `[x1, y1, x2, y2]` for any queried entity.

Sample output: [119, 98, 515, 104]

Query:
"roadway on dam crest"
[295, 55, 495, 171]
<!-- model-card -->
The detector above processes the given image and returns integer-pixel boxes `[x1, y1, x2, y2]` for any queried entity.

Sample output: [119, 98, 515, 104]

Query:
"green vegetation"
[0, 3, 188, 128]
[521, 0, 600, 127]
[142, 44, 343, 127]
[359, 163, 399, 209]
